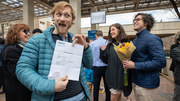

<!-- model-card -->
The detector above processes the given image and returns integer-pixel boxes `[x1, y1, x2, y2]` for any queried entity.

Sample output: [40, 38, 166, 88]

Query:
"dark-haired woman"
[100, 23, 132, 101]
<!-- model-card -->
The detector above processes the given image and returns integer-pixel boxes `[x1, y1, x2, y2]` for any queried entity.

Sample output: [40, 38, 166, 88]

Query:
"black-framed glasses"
[133, 18, 142, 22]
[23, 30, 30, 34]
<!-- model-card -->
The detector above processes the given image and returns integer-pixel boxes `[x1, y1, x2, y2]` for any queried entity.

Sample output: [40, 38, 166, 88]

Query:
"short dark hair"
[32, 28, 42, 34]
[95, 30, 103, 37]
[134, 13, 155, 31]
[0, 38, 5, 44]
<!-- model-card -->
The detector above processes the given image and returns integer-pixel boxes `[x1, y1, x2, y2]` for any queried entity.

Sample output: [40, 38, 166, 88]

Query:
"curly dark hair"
[134, 13, 155, 31]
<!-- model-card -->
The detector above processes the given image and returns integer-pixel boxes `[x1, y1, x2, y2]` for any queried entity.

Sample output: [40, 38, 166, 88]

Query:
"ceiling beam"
[82, 0, 136, 10]
[0, 0, 180, 23]
[88, 0, 95, 7]
[0, 6, 22, 14]
[0, 3, 22, 14]
[169, 0, 180, 19]
[135, 0, 141, 10]
[0, 3, 21, 20]
[34, 0, 53, 9]
[0, 1, 49, 14]
[82, 4, 180, 17]
[102, 0, 108, 11]
[0, 19, 23, 24]
[157, 0, 162, 6]
[106, 4, 179, 15]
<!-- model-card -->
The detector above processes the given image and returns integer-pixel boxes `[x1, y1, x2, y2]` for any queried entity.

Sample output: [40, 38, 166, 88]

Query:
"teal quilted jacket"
[16, 26, 93, 101]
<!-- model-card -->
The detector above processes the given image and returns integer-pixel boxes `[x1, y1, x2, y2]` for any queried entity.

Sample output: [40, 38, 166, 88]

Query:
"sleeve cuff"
[84, 45, 90, 51]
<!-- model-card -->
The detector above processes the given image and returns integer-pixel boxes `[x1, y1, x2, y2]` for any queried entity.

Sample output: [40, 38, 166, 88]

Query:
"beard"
[54, 22, 72, 35]
[55, 24, 67, 35]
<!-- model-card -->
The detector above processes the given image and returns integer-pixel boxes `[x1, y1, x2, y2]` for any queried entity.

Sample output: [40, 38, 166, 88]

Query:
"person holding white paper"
[16, 1, 93, 101]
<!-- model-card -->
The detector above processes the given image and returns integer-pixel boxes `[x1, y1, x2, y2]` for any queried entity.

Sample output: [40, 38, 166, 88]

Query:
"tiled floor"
[91, 75, 174, 101]
[0, 75, 174, 101]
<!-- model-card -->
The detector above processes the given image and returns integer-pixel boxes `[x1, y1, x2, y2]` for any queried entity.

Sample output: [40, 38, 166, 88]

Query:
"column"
[91, 7, 98, 30]
[69, 0, 81, 35]
[23, 0, 34, 32]
[34, 18, 39, 28]
[1, 24, 4, 38]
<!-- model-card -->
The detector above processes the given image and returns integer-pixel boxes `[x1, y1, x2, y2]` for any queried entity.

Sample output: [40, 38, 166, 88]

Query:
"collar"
[17, 40, 26, 48]
[97, 37, 103, 40]
[43, 26, 74, 48]
[52, 32, 72, 43]
[136, 29, 148, 37]
[60, 35, 68, 42]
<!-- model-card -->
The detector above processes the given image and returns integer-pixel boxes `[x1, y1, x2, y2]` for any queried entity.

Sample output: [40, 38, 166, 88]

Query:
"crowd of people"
[0, 1, 178, 101]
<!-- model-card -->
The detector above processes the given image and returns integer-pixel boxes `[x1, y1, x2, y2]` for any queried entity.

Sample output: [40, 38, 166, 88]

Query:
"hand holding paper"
[54, 75, 69, 92]
[72, 34, 87, 49]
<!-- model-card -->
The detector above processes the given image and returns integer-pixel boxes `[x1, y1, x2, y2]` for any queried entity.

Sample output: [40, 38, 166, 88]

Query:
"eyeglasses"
[23, 30, 30, 34]
[133, 18, 143, 22]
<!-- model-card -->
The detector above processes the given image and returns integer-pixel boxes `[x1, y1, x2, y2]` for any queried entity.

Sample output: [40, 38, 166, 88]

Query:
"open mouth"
[59, 23, 66, 28]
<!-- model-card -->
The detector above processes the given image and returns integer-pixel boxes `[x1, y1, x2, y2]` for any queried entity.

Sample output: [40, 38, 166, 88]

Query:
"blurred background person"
[32, 28, 42, 35]
[170, 31, 180, 101]
[85, 37, 94, 95]
[0, 38, 6, 94]
[1, 24, 32, 101]
[86, 37, 93, 44]
[90, 30, 110, 101]
[170, 32, 180, 72]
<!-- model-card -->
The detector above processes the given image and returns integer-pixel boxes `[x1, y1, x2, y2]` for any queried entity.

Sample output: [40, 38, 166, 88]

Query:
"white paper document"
[48, 40, 84, 81]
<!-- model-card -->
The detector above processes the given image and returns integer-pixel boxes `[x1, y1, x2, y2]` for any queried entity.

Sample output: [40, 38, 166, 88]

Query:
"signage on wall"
[91, 11, 106, 24]
[88, 30, 97, 40]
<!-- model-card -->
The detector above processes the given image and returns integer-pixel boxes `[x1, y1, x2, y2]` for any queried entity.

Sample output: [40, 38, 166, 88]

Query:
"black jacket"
[170, 43, 180, 72]
[171, 45, 180, 85]
[2, 44, 31, 101]
[100, 43, 132, 95]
